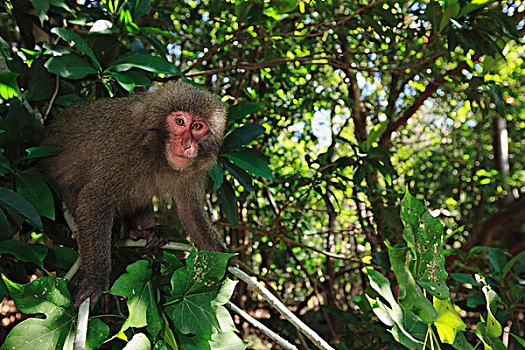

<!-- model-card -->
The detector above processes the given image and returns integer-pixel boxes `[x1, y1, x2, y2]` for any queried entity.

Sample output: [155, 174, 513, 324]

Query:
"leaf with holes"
[0, 275, 108, 350]
[400, 190, 449, 299]
[166, 249, 234, 338]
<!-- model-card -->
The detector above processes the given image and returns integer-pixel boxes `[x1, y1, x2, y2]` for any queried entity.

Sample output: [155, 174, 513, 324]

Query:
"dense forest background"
[0, 1, 524, 349]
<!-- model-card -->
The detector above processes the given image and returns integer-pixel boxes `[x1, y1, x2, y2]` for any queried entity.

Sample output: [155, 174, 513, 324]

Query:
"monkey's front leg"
[73, 193, 114, 308]
[175, 192, 229, 254]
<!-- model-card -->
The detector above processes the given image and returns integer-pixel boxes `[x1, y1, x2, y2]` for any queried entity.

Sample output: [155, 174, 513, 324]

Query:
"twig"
[67, 240, 334, 349]
[43, 75, 60, 122]
[228, 266, 335, 350]
[226, 301, 298, 350]
[73, 298, 90, 350]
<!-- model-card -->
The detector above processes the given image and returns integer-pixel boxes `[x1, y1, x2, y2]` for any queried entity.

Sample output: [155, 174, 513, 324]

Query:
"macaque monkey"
[39, 80, 228, 307]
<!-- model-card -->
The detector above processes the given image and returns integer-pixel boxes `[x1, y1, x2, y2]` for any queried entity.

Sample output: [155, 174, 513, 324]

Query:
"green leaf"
[110, 72, 136, 93]
[109, 55, 182, 76]
[451, 331, 473, 350]
[365, 121, 388, 151]
[108, 260, 162, 338]
[132, 0, 151, 20]
[16, 170, 55, 220]
[459, 0, 496, 18]
[365, 268, 426, 349]
[30, 0, 50, 24]
[54, 94, 83, 107]
[223, 149, 273, 180]
[388, 246, 437, 323]
[222, 124, 266, 150]
[120, 71, 151, 86]
[502, 249, 525, 279]
[123, 333, 151, 350]
[45, 55, 98, 79]
[0, 240, 48, 267]
[227, 102, 264, 122]
[210, 331, 248, 350]
[0, 72, 19, 99]
[167, 249, 234, 337]
[0, 187, 43, 230]
[400, 190, 449, 299]
[0, 276, 75, 350]
[86, 319, 110, 350]
[218, 179, 238, 228]
[223, 161, 255, 192]
[26, 78, 56, 101]
[17, 145, 61, 162]
[210, 164, 224, 189]
[474, 322, 506, 350]
[51, 28, 101, 70]
[425, 2, 442, 34]
[433, 297, 466, 344]
[46, 246, 78, 271]
[509, 332, 525, 347]
[482, 285, 502, 338]
[450, 273, 479, 286]
[439, 1, 460, 32]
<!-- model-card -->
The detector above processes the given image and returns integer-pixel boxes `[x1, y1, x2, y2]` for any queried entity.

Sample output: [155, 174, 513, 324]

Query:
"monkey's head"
[149, 80, 226, 170]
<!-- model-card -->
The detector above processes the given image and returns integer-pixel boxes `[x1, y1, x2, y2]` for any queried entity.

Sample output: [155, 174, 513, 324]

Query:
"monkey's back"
[39, 94, 167, 211]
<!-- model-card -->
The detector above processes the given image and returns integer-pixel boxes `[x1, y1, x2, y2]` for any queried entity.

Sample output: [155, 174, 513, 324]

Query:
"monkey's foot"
[74, 276, 108, 309]
[129, 228, 169, 252]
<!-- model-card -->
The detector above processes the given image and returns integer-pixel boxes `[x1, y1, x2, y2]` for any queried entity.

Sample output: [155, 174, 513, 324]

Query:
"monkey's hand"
[129, 227, 169, 252]
[74, 275, 108, 309]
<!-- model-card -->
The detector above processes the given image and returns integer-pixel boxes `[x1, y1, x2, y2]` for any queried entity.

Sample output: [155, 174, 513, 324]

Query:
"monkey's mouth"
[169, 153, 196, 168]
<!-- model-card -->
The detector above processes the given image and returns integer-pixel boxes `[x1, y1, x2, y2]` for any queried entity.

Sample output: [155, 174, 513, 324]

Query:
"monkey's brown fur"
[39, 80, 228, 307]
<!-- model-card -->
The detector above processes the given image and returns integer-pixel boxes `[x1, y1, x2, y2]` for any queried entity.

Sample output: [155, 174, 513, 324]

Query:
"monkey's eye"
[175, 118, 185, 126]
[192, 123, 203, 130]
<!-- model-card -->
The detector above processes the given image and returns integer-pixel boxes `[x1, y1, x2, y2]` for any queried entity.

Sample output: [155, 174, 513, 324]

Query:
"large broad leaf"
[0, 276, 109, 350]
[388, 245, 437, 323]
[16, 170, 55, 220]
[51, 28, 101, 70]
[0, 187, 43, 230]
[227, 102, 264, 122]
[0, 72, 19, 99]
[218, 179, 238, 228]
[166, 249, 234, 338]
[222, 149, 273, 180]
[109, 55, 182, 76]
[45, 55, 98, 79]
[433, 297, 466, 344]
[222, 124, 266, 150]
[365, 268, 425, 350]
[0, 240, 47, 267]
[400, 190, 449, 299]
[108, 260, 162, 339]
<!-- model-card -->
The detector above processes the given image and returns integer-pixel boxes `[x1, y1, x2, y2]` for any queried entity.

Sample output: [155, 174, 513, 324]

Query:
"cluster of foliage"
[0, 0, 524, 349]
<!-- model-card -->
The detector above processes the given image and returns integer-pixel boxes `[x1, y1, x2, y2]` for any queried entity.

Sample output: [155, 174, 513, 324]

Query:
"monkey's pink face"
[166, 111, 209, 169]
